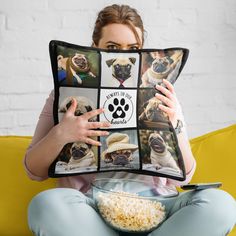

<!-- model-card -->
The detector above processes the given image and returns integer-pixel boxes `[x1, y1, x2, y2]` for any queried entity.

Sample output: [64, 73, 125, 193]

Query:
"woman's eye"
[107, 45, 118, 50]
[130, 46, 139, 50]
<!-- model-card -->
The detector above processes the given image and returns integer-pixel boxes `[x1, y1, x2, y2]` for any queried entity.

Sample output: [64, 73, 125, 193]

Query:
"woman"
[24, 4, 236, 236]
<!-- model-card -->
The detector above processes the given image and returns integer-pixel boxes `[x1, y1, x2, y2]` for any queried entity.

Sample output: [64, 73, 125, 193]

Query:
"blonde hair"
[92, 4, 145, 48]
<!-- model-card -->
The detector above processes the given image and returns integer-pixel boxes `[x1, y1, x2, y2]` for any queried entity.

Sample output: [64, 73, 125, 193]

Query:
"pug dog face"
[145, 97, 163, 121]
[72, 53, 90, 72]
[139, 97, 168, 122]
[58, 96, 96, 121]
[104, 149, 133, 166]
[106, 57, 136, 82]
[148, 133, 167, 154]
[152, 57, 174, 75]
[70, 142, 92, 160]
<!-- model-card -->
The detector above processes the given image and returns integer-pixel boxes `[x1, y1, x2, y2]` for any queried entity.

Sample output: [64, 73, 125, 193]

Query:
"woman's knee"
[193, 188, 235, 209]
[28, 188, 91, 235]
[28, 188, 87, 220]
[28, 188, 118, 236]
[193, 189, 236, 228]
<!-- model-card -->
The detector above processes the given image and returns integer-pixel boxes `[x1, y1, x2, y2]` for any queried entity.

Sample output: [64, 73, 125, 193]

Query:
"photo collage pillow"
[48, 40, 189, 181]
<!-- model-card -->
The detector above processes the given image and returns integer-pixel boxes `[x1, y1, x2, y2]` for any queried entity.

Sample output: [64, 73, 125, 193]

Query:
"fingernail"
[98, 142, 102, 146]
[105, 132, 109, 135]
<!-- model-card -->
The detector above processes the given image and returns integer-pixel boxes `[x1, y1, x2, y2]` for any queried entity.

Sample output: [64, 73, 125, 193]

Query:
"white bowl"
[92, 178, 178, 233]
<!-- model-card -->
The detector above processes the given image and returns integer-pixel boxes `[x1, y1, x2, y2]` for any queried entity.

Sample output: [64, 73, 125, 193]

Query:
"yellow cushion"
[190, 124, 236, 199]
[0, 136, 56, 236]
[190, 125, 236, 236]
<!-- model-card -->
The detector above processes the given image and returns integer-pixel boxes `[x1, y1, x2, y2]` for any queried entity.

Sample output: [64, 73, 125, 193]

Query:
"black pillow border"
[48, 40, 189, 181]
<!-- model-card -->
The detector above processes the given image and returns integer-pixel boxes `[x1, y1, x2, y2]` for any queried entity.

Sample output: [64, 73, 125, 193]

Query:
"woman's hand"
[57, 98, 110, 146]
[155, 79, 183, 128]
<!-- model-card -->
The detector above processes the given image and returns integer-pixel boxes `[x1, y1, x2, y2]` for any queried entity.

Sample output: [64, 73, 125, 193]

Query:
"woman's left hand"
[155, 79, 183, 128]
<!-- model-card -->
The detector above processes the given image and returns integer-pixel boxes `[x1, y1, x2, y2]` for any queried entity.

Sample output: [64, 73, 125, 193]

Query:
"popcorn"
[96, 191, 166, 232]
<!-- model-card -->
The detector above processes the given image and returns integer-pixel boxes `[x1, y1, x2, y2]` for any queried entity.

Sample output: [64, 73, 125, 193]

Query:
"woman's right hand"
[57, 98, 110, 146]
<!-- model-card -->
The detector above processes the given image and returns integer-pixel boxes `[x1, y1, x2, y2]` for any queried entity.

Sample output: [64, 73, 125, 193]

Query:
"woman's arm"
[25, 124, 68, 179]
[24, 93, 110, 180]
[155, 79, 196, 174]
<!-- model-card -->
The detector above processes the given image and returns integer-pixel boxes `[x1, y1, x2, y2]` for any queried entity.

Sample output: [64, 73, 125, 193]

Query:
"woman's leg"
[28, 188, 119, 236]
[150, 189, 236, 236]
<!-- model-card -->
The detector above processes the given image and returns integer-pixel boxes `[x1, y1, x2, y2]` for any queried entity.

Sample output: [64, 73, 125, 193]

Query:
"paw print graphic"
[108, 98, 129, 119]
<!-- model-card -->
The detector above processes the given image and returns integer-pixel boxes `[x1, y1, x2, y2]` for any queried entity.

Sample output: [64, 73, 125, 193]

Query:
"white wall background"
[0, 0, 235, 138]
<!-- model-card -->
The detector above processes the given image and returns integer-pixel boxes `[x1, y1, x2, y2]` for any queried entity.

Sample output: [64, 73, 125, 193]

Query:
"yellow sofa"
[0, 124, 236, 236]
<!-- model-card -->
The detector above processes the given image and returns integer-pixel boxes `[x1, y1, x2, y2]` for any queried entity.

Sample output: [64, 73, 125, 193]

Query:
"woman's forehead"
[100, 23, 142, 45]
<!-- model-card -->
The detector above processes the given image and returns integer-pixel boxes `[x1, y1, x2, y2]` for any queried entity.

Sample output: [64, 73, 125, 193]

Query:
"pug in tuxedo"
[106, 57, 136, 87]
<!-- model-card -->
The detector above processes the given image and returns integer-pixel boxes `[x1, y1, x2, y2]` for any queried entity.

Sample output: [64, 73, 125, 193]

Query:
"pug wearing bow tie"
[106, 57, 136, 87]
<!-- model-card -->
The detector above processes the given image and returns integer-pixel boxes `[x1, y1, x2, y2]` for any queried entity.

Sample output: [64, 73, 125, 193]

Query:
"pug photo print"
[138, 88, 170, 129]
[57, 87, 98, 123]
[140, 50, 184, 88]
[100, 129, 140, 171]
[57, 45, 100, 87]
[139, 129, 184, 178]
[55, 87, 99, 174]
[49, 40, 188, 180]
[54, 141, 98, 174]
[101, 51, 139, 88]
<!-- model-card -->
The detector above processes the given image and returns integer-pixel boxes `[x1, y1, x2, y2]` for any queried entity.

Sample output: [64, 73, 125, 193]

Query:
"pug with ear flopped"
[58, 96, 97, 122]
[105, 57, 136, 87]
[148, 132, 181, 172]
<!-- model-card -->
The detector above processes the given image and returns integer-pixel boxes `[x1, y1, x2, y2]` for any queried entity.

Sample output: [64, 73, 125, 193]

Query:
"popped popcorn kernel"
[96, 191, 166, 232]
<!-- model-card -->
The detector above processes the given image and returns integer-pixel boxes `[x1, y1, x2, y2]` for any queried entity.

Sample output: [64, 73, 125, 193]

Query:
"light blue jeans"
[28, 188, 236, 236]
